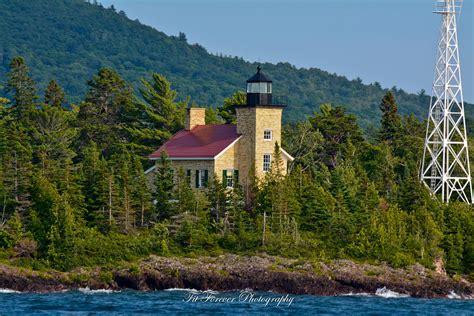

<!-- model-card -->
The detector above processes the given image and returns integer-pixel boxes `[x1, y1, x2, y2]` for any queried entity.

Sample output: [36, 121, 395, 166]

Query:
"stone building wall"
[170, 160, 214, 188]
[214, 140, 239, 183]
[254, 107, 285, 178]
[235, 107, 256, 189]
[235, 106, 288, 182]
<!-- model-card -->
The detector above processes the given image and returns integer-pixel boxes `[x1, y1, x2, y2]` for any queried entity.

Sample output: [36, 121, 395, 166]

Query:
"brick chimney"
[185, 108, 206, 130]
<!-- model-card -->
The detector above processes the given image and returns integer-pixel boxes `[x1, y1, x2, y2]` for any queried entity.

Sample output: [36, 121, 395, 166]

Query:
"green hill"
[0, 0, 458, 125]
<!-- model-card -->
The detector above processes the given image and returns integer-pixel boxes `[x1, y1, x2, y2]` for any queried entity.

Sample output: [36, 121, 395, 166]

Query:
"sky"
[100, 0, 474, 102]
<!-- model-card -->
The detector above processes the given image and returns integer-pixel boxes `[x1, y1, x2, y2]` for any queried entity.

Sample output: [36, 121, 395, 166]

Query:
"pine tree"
[0, 120, 33, 217]
[123, 73, 186, 157]
[5, 210, 23, 244]
[310, 104, 363, 169]
[206, 175, 226, 224]
[44, 80, 66, 107]
[174, 168, 196, 215]
[77, 68, 133, 156]
[257, 142, 300, 236]
[204, 106, 222, 124]
[282, 120, 323, 173]
[29, 175, 62, 249]
[110, 148, 139, 231]
[379, 91, 402, 143]
[30, 107, 77, 186]
[217, 91, 246, 124]
[153, 152, 174, 221]
[80, 142, 111, 228]
[5, 57, 37, 121]
[29, 175, 76, 267]
[130, 155, 151, 227]
[299, 179, 336, 232]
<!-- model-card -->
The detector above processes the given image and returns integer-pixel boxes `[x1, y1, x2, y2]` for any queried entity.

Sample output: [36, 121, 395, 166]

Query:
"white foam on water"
[0, 288, 21, 293]
[164, 288, 219, 295]
[78, 287, 118, 294]
[447, 291, 462, 299]
[340, 292, 372, 297]
[375, 287, 410, 298]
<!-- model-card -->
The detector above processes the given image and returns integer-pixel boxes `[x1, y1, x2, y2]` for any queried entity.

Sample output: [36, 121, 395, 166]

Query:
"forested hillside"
[0, 57, 473, 277]
[0, 0, 458, 126]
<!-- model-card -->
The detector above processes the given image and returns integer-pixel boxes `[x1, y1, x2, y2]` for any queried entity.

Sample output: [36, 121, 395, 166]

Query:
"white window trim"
[263, 154, 272, 172]
[197, 169, 208, 188]
[226, 169, 234, 188]
[263, 129, 272, 141]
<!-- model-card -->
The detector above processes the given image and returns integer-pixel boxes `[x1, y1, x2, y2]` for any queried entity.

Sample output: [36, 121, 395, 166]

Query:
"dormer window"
[264, 130, 272, 141]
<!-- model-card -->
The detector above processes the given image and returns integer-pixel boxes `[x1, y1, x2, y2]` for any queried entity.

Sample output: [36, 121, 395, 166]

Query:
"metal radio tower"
[421, 0, 472, 203]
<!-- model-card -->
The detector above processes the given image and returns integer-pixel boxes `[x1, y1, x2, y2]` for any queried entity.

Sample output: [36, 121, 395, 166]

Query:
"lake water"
[0, 288, 473, 315]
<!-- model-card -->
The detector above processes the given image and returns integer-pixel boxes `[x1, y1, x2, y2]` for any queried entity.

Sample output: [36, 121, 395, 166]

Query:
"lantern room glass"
[247, 82, 272, 94]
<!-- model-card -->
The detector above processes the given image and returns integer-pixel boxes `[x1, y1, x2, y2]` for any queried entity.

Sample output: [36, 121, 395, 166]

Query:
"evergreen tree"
[110, 148, 135, 231]
[5, 57, 37, 121]
[77, 68, 133, 155]
[30, 107, 77, 187]
[5, 210, 23, 245]
[123, 73, 186, 157]
[153, 152, 175, 221]
[80, 142, 111, 228]
[299, 178, 336, 232]
[0, 120, 33, 216]
[29, 176, 69, 249]
[310, 104, 363, 169]
[205, 106, 222, 124]
[257, 143, 300, 236]
[130, 154, 151, 227]
[44, 80, 66, 108]
[218, 91, 246, 124]
[206, 175, 226, 225]
[282, 120, 323, 172]
[379, 91, 402, 143]
[174, 168, 196, 215]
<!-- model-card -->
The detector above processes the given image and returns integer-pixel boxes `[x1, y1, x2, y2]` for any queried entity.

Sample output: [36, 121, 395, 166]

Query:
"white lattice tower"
[421, 0, 472, 204]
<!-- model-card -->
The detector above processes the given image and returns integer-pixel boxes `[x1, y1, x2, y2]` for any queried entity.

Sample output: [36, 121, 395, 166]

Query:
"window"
[223, 169, 239, 188]
[264, 130, 272, 140]
[186, 169, 192, 183]
[263, 154, 272, 172]
[195, 169, 208, 188]
[226, 171, 233, 188]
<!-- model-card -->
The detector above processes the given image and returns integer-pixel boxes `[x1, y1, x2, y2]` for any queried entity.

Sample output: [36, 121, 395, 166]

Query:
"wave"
[78, 287, 119, 294]
[447, 291, 461, 299]
[375, 287, 410, 298]
[340, 292, 372, 297]
[164, 288, 220, 295]
[0, 288, 21, 293]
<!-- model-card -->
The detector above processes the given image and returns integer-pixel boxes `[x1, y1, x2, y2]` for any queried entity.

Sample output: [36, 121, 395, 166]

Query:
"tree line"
[0, 57, 472, 278]
[0, 0, 445, 126]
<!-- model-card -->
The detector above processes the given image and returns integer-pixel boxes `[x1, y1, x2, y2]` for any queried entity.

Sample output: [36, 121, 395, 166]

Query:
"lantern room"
[246, 66, 273, 106]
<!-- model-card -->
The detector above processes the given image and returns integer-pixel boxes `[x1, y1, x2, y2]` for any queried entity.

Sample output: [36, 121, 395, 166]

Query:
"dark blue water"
[0, 288, 473, 315]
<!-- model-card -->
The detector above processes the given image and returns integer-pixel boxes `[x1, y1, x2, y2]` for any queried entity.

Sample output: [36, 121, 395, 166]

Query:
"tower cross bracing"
[421, 0, 472, 203]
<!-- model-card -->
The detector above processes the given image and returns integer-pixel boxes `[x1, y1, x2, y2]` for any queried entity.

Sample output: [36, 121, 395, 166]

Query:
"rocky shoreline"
[0, 254, 472, 298]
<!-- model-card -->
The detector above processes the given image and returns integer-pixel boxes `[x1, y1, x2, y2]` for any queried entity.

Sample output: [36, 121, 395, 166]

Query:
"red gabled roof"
[149, 124, 241, 159]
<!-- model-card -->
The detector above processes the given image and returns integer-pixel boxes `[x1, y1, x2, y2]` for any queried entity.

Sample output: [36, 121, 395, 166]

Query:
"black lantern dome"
[246, 66, 273, 106]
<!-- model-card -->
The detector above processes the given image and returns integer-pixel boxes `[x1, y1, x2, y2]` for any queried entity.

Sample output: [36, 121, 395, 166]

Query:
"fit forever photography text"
[183, 290, 295, 307]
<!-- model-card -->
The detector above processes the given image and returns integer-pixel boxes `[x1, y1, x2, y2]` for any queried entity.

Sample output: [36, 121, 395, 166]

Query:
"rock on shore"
[0, 254, 472, 298]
